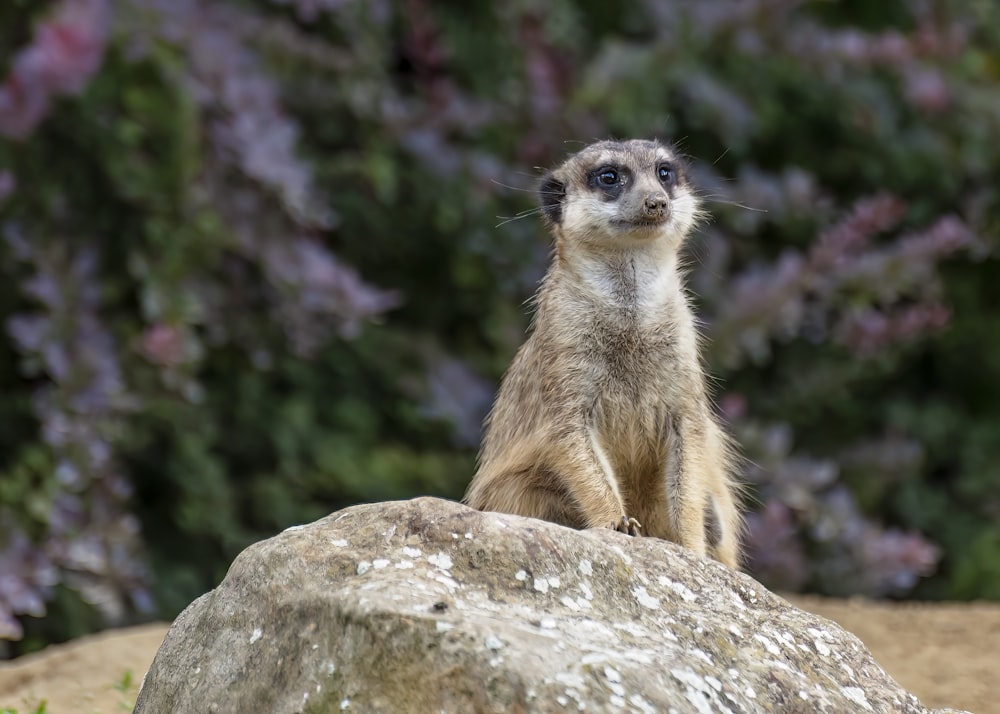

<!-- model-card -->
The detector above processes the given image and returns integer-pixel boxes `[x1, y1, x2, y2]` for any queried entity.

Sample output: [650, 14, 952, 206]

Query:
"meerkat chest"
[542, 261, 703, 430]
[583, 299, 697, 390]
[571, 327, 680, 466]
[566, 254, 697, 389]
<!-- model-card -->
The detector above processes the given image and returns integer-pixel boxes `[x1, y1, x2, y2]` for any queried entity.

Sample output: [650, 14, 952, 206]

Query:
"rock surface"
[133, 497, 965, 713]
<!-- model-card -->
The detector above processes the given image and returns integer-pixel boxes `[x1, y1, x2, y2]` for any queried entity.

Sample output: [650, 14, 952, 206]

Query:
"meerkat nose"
[643, 193, 669, 218]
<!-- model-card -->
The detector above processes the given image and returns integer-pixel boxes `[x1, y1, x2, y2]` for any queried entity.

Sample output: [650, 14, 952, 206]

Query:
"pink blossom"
[139, 324, 191, 367]
[904, 67, 952, 113]
[0, 0, 112, 139]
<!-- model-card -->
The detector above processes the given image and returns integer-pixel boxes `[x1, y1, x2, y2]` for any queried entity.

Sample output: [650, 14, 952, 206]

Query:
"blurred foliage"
[1, 0, 999, 652]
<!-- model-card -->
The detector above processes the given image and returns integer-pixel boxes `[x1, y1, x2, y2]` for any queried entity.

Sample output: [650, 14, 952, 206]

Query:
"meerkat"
[464, 138, 742, 568]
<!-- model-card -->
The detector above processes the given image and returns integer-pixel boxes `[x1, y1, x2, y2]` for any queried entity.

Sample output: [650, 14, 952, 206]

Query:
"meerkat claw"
[613, 516, 642, 536]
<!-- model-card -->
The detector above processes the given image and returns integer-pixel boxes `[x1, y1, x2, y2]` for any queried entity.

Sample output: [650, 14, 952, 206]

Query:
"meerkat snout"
[642, 193, 668, 219]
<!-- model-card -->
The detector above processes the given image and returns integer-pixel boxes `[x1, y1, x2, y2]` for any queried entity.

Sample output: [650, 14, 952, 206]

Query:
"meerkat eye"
[598, 168, 619, 185]
[657, 164, 676, 185]
[657, 164, 677, 185]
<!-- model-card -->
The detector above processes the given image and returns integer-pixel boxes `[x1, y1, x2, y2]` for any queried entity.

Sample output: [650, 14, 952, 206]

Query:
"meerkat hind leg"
[706, 487, 741, 569]
[705, 498, 722, 548]
[469, 466, 588, 528]
[661, 414, 709, 558]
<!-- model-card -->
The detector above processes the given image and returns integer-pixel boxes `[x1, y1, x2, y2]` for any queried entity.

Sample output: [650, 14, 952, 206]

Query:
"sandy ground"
[0, 623, 166, 713]
[0, 596, 997, 713]
[788, 595, 999, 714]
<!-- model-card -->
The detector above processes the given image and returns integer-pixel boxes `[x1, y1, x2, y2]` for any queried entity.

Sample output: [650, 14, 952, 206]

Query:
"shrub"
[1, 0, 998, 649]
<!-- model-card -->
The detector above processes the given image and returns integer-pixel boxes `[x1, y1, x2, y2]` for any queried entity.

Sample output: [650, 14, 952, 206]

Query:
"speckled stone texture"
[133, 497, 966, 714]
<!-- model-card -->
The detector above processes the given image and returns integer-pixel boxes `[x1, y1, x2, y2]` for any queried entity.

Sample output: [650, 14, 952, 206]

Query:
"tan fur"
[464, 139, 742, 568]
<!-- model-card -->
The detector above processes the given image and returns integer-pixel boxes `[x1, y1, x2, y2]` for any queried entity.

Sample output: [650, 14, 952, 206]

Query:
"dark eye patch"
[587, 165, 626, 199]
[657, 163, 677, 187]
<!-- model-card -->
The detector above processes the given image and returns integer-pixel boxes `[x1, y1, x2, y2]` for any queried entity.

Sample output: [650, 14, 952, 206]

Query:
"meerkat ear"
[538, 173, 566, 224]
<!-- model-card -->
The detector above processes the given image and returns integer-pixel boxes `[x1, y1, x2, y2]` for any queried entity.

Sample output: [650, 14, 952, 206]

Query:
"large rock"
[133, 497, 964, 713]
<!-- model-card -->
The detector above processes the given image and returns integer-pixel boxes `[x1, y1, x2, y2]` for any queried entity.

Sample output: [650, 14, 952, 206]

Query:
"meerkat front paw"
[611, 516, 643, 536]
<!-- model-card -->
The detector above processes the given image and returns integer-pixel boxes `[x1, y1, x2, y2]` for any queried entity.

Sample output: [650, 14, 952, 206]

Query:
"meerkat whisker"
[491, 178, 565, 196]
[696, 193, 767, 213]
[495, 208, 551, 228]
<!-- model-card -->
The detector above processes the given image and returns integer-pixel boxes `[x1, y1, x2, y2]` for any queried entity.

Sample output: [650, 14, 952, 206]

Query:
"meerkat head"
[538, 139, 702, 253]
